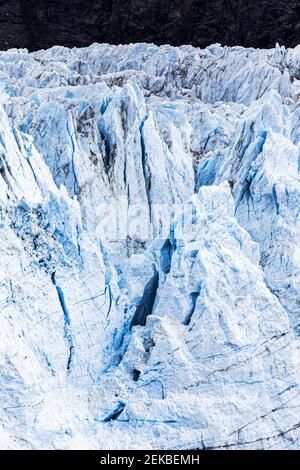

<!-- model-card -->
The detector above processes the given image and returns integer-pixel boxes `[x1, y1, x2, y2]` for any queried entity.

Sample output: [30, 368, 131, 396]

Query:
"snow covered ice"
[1, 42, 300, 449]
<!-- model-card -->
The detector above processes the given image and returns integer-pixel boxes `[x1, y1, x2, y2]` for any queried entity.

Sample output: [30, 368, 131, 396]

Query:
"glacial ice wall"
[1, 42, 300, 449]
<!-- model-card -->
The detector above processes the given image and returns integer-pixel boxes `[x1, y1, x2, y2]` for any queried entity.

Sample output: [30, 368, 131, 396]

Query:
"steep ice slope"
[1, 43, 300, 449]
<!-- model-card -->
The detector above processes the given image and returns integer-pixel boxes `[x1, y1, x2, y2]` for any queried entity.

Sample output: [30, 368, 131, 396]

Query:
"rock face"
[1, 42, 300, 449]
[1, 1, 300, 51]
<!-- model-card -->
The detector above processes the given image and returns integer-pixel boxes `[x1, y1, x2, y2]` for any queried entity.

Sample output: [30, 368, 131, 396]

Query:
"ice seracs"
[1, 42, 300, 449]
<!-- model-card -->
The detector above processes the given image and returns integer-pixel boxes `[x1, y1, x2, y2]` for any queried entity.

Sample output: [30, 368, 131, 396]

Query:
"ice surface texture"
[1, 42, 300, 449]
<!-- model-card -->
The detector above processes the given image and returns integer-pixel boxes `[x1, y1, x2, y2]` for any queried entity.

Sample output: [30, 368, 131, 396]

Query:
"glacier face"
[1, 42, 300, 449]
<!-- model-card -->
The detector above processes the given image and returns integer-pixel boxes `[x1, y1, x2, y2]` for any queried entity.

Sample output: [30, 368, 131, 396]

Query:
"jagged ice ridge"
[1, 42, 300, 449]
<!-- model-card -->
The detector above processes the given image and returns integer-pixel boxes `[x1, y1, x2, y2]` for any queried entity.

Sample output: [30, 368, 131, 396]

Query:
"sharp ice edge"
[1, 42, 300, 449]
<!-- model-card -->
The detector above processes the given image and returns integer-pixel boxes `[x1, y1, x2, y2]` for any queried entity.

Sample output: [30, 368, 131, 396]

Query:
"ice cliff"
[1, 42, 300, 449]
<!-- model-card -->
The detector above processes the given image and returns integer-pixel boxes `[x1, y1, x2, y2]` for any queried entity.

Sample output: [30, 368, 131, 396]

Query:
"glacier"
[1, 42, 300, 449]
